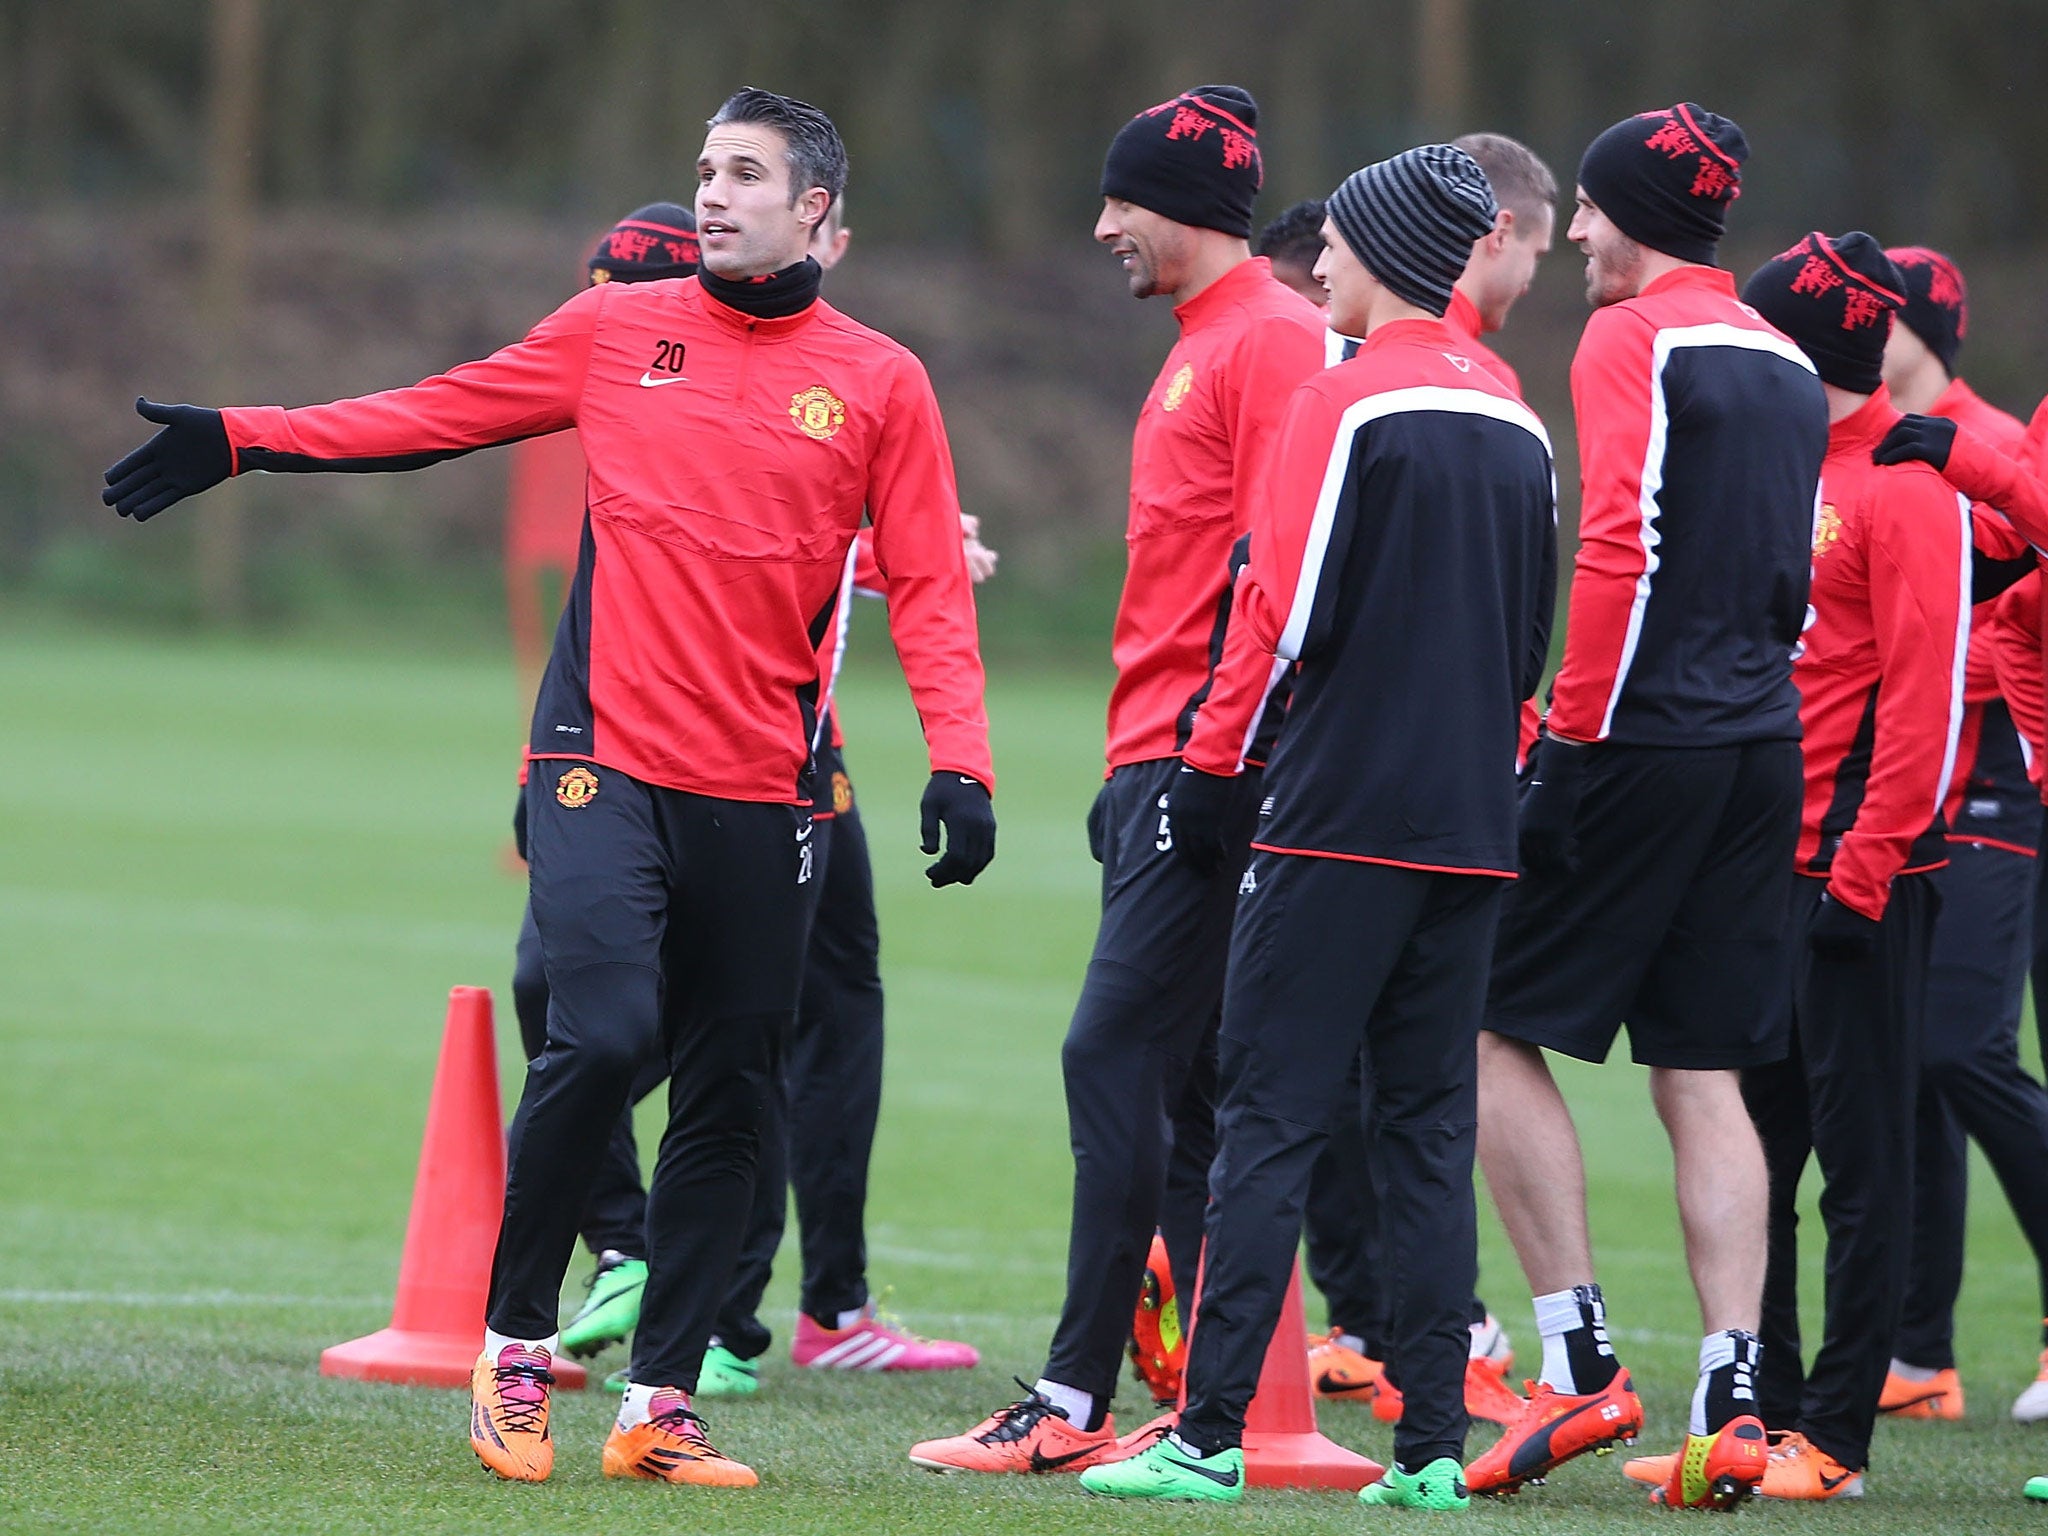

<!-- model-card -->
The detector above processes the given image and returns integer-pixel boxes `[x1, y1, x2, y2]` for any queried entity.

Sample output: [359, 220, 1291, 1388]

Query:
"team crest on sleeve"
[790, 385, 846, 440]
[1812, 503, 1843, 558]
[555, 766, 600, 807]
[1162, 363, 1195, 412]
[832, 771, 854, 815]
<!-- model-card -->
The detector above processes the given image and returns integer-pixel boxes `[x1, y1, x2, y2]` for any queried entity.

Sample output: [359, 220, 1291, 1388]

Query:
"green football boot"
[602, 1367, 628, 1394]
[1078, 1433, 1244, 1502]
[559, 1249, 647, 1358]
[696, 1343, 762, 1397]
[2026, 1475, 2048, 1501]
[1360, 1457, 1471, 1511]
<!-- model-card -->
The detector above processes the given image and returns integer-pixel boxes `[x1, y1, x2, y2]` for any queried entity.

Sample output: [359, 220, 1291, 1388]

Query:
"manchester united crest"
[832, 771, 854, 815]
[555, 766, 600, 807]
[1812, 502, 1843, 558]
[1162, 363, 1195, 412]
[790, 385, 846, 441]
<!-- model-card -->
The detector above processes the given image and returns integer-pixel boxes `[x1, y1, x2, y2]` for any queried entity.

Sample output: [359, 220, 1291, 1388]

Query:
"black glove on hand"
[1872, 413, 1957, 473]
[1086, 781, 1113, 864]
[101, 398, 233, 521]
[1518, 733, 1593, 877]
[1809, 890, 1880, 960]
[1166, 763, 1237, 876]
[920, 772, 995, 887]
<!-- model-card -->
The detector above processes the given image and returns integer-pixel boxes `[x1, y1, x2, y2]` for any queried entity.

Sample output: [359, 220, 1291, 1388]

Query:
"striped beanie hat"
[1326, 145, 1498, 316]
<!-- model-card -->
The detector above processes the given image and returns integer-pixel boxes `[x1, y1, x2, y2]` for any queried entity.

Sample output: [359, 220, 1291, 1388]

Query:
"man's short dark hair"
[1256, 199, 1327, 270]
[708, 87, 848, 211]
[1450, 133, 1557, 228]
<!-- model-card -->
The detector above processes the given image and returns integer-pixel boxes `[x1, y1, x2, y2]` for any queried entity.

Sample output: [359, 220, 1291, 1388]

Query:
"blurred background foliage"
[3, 0, 2046, 656]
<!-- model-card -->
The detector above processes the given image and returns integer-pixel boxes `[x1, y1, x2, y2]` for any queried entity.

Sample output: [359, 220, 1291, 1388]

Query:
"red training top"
[221, 278, 992, 804]
[1794, 390, 1972, 919]
[506, 428, 589, 570]
[1103, 256, 1327, 771]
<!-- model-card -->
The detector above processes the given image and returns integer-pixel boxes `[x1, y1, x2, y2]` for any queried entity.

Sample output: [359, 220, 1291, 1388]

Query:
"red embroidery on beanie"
[608, 229, 661, 263]
[1841, 287, 1886, 330]
[1644, 118, 1698, 158]
[1166, 104, 1216, 142]
[1219, 126, 1256, 170]
[1790, 255, 1844, 298]
[1690, 158, 1736, 199]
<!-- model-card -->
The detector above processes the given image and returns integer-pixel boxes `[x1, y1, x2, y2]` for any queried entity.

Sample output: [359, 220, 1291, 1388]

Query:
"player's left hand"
[1165, 763, 1237, 876]
[102, 397, 233, 520]
[1872, 413, 1957, 473]
[1809, 890, 1880, 960]
[921, 772, 996, 887]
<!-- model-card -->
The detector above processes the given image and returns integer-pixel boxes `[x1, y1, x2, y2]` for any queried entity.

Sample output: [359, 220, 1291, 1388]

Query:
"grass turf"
[4, 617, 2048, 1532]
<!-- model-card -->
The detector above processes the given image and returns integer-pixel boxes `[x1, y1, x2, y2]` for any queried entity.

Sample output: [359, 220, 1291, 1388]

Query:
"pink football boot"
[791, 1300, 979, 1372]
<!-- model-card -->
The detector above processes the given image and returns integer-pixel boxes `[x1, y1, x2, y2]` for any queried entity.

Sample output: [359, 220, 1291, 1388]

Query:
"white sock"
[617, 1382, 661, 1430]
[1167, 1431, 1217, 1459]
[483, 1327, 558, 1360]
[1889, 1358, 1939, 1382]
[1034, 1378, 1096, 1429]
[1333, 1331, 1367, 1355]
[836, 1305, 868, 1330]
[1469, 1313, 1507, 1361]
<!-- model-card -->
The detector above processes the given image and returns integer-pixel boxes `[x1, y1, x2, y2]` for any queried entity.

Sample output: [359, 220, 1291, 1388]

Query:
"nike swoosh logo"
[637, 370, 689, 388]
[1028, 1445, 1100, 1472]
[1316, 1372, 1370, 1396]
[1169, 1454, 1241, 1488]
[1819, 1471, 1856, 1492]
[795, 824, 813, 842]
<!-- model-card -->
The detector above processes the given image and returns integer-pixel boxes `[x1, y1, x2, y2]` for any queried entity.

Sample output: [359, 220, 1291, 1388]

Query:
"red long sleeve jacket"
[221, 278, 991, 804]
[1105, 256, 1328, 772]
[1795, 392, 1972, 919]
[1545, 266, 1826, 746]
[1991, 570, 2045, 790]
[1182, 318, 1556, 875]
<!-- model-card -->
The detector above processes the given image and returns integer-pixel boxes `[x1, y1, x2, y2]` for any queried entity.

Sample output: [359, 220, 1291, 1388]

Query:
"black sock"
[1693, 1329, 1760, 1435]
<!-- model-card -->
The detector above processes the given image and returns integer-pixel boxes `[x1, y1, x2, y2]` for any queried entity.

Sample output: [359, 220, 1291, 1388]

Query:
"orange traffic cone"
[1238, 1262, 1382, 1489]
[320, 987, 586, 1389]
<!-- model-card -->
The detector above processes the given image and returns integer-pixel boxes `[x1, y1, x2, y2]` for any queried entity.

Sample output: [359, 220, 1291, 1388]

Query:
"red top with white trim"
[1103, 256, 1328, 770]
[1794, 390, 1971, 918]
[221, 278, 991, 804]
[1446, 287, 1522, 398]
[1545, 266, 1826, 747]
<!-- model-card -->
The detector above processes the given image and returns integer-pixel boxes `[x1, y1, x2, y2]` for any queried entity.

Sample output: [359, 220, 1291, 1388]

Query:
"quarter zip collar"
[1173, 256, 1278, 336]
[1829, 384, 1900, 454]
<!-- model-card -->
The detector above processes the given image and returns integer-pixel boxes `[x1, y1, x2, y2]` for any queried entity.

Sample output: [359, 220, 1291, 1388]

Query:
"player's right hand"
[920, 772, 996, 888]
[102, 398, 233, 520]
[1086, 782, 1112, 864]
[1517, 732, 1591, 877]
[1165, 763, 1236, 876]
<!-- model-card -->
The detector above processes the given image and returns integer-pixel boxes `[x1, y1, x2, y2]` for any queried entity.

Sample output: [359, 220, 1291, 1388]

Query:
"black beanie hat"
[1578, 103, 1747, 264]
[1326, 145, 1498, 316]
[1885, 246, 1969, 374]
[1101, 85, 1264, 238]
[588, 203, 699, 282]
[1740, 231, 1904, 395]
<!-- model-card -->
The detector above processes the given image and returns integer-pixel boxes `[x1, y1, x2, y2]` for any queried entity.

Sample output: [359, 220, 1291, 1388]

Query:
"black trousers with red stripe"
[494, 765, 808, 1390]
[1178, 853, 1504, 1472]
[1743, 872, 1936, 1472]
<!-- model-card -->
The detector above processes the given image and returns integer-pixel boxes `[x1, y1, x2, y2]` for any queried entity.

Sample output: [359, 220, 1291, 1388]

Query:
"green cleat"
[2026, 1475, 2048, 1501]
[602, 1367, 629, 1394]
[1079, 1434, 1244, 1502]
[697, 1343, 761, 1397]
[559, 1250, 647, 1359]
[1360, 1457, 1470, 1511]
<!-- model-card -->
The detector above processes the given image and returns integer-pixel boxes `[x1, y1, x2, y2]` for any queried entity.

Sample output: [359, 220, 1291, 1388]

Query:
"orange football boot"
[1879, 1365, 1964, 1420]
[1757, 1431, 1863, 1500]
[1464, 1369, 1643, 1496]
[602, 1389, 758, 1486]
[1128, 1234, 1185, 1405]
[1646, 1416, 1769, 1510]
[469, 1344, 555, 1482]
[909, 1384, 1119, 1474]
[1464, 1357, 1528, 1427]
[1309, 1331, 1383, 1403]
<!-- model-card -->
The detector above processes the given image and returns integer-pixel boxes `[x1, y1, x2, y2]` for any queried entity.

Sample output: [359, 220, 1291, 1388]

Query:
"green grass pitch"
[4, 616, 2047, 1532]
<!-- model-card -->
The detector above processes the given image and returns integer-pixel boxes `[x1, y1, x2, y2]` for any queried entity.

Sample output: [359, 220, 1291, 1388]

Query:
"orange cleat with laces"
[602, 1389, 758, 1486]
[469, 1344, 555, 1482]
[1464, 1370, 1643, 1496]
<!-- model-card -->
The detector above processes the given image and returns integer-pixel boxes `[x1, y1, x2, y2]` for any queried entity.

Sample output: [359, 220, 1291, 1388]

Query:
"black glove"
[1086, 781, 1112, 864]
[920, 772, 995, 887]
[1809, 890, 1880, 960]
[1518, 733, 1592, 877]
[1165, 763, 1237, 876]
[101, 398, 234, 520]
[1872, 413, 1957, 473]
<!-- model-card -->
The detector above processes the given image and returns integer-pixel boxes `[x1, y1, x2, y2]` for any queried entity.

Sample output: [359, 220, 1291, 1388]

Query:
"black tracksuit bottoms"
[1743, 872, 1936, 1471]
[1040, 755, 1253, 1404]
[1179, 852, 1505, 1471]
[512, 798, 886, 1342]
[1899, 841, 2048, 1365]
[492, 763, 807, 1390]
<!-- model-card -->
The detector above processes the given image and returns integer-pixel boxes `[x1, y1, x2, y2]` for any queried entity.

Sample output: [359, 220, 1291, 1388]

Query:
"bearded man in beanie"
[1872, 245, 2048, 1427]
[1083, 145, 1556, 1509]
[103, 88, 996, 1487]
[1465, 105, 1827, 1506]
[908, 85, 1327, 1476]
[1691, 234, 1969, 1500]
